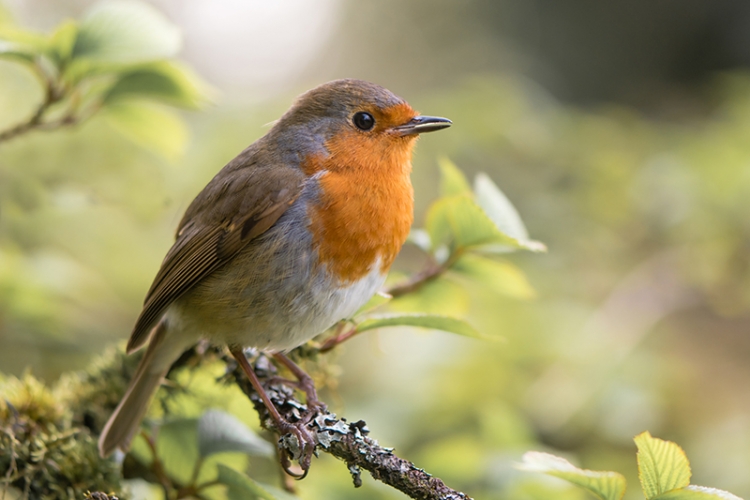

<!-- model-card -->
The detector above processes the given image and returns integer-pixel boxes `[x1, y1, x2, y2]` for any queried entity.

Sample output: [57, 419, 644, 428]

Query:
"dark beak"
[393, 115, 452, 136]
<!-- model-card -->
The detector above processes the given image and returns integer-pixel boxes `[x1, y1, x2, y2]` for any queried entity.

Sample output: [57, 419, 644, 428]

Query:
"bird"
[97, 79, 451, 475]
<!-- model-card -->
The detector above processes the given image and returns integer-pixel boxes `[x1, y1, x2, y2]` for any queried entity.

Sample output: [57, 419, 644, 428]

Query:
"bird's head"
[270, 79, 451, 174]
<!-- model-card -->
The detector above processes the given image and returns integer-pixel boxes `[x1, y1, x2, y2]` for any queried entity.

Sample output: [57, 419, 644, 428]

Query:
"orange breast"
[304, 128, 415, 284]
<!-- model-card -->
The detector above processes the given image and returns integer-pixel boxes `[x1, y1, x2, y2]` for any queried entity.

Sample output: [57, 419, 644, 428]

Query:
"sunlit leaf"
[474, 172, 528, 240]
[521, 451, 627, 500]
[47, 20, 78, 63]
[426, 195, 518, 249]
[0, 22, 48, 64]
[635, 432, 691, 500]
[474, 172, 546, 252]
[0, 39, 36, 63]
[103, 61, 208, 109]
[217, 463, 278, 500]
[73, 0, 181, 63]
[438, 157, 472, 196]
[452, 253, 536, 299]
[0, 23, 49, 50]
[356, 313, 487, 340]
[102, 101, 188, 160]
[197, 409, 273, 458]
[655, 485, 743, 500]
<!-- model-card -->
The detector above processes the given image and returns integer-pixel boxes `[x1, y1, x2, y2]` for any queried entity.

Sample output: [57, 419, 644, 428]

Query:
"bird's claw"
[277, 420, 316, 479]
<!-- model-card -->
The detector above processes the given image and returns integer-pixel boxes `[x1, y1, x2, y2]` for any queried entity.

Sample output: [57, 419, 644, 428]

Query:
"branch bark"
[227, 352, 472, 500]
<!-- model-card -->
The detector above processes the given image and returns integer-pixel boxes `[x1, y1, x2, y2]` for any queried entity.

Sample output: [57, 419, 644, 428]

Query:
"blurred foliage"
[0, 372, 123, 499]
[3, 1, 750, 500]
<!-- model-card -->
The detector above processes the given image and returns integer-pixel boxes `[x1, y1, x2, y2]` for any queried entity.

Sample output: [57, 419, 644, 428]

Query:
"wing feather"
[126, 162, 305, 353]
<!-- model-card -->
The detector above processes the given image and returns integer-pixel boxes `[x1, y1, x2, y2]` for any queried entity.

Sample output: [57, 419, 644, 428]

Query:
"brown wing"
[126, 160, 306, 353]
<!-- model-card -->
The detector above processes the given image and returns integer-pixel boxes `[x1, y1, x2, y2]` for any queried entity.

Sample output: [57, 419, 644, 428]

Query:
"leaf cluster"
[0, 0, 209, 157]
[523, 432, 742, 500]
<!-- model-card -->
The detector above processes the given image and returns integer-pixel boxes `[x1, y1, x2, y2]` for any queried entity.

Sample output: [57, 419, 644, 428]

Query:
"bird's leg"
[229, 347, 316, 478]
[273, 352, 327, 416]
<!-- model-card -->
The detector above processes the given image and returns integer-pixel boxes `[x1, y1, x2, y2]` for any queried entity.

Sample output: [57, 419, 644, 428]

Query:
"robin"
[97, 79, 451, 475]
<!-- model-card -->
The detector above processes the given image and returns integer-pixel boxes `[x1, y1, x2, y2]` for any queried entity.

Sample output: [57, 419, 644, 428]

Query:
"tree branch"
[227, 352, 472, 500]
[0, 64, 84, 145]
[386, 248, 464, 299]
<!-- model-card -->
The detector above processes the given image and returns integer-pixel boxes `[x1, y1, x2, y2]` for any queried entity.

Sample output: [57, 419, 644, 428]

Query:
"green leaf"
[521, 451, 627, 500]
[156, 418, 200, 485]
[635, 432, 692, 500]
[474, 173, 546, 252]
[197, 409, 273, 458]
[103, 61, 208, 109]
[216, 463, 278, 500]
[47, 20, 78, 63]
[353, 291, 392, 317]
[0, 39, 36, 63]
[438, 157, 472, 196]
[655, 485, 743, 500]
[426, 195, 519, 249]
[389, 277, 469, 316]
[474, 172, 528, 240]
[0, 23, 49, 48]
[0, 23, 48, 64]
[452, 253, 536, 299]
[73, 0, 181, 64]
[102, 101, 188, 160]
[356, 313, 488, 340]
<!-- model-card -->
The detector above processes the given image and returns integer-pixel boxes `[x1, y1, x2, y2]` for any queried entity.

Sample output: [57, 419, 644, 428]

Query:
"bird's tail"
[98, 321, 189, 458]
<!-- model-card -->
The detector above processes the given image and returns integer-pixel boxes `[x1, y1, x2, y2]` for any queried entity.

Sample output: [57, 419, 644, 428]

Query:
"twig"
[0, 62, 86, 145]
[227, 352, 473, 500]
[386, 249, 464, 298]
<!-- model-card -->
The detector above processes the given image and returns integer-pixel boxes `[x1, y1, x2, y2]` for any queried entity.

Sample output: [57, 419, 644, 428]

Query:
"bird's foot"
[272, 353, 328, 421]
[275, 418, 317, 478]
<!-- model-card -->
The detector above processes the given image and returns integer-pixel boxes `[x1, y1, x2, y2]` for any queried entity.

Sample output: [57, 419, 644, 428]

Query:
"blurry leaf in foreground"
[356, 313, 489, 340]
[0, 39, 37, 63]
[655, 485, 743, 500]
[438, 157, 472, 197]
[102, 101, 187, 160]
[103, 61, 209, 109]
[520, 451, 626, 500]
[156, 418, 199, 485]
[73, 0, 181, 64]
[635, 432, 691, 499]
[452, 253, 536, 299]
[197, 409, 273, 458]
[217, 463, 278, 500]
[47, 20, 78, 64]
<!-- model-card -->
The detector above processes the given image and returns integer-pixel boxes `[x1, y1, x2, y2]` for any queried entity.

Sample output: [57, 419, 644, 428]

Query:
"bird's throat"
[303, 134, 415, 284]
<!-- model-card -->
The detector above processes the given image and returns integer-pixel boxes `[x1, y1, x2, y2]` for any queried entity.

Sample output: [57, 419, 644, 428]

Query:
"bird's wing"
[126, 162, 306, 353]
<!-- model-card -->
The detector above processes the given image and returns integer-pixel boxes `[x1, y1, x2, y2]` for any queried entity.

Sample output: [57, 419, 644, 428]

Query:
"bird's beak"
[393, 115, 452, 136]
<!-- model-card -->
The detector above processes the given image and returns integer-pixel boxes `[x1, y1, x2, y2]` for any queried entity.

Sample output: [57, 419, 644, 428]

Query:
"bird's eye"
[353, 111, 375, 131]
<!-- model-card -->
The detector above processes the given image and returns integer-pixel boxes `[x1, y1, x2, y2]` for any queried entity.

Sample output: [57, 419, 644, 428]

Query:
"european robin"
[97, 79, 451, 474]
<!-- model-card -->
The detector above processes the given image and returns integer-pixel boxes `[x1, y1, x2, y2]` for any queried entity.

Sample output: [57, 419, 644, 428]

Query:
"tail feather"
[98, 321, 189, 457]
